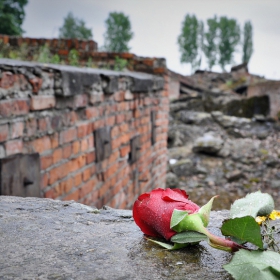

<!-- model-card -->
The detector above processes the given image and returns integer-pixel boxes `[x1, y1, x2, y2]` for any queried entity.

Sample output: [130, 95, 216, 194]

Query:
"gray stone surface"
[0, 196, 233, 280]
[193, 133, 224, 155]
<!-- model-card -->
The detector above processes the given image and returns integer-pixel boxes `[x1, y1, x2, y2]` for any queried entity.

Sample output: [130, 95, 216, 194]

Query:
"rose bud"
[133, 188, 200, 240]
[133, 188, 246, 252]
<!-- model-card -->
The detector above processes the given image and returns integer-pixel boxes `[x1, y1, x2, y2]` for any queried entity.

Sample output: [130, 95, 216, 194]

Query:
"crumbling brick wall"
[0, 35, 166, 75]
[0, 58, 169, 209]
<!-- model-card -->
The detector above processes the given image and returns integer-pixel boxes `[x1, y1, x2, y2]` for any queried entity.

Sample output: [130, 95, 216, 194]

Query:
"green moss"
[259, 149, 269, 155]
[249, 178, 261, 183]
[243, 183, 252, 189]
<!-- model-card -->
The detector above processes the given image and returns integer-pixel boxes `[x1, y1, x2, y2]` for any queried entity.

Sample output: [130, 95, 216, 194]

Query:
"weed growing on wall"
[114, 56, 128, 71]
[68, 49, 79, 66]
[0, 41, 127, 71]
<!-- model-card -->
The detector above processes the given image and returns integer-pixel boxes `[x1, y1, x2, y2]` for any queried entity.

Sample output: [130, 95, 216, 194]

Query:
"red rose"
[133, 188, 200, 240]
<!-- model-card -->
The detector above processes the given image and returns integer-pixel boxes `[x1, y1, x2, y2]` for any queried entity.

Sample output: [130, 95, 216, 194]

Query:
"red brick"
[70, 111, 78, 124]
[29, 77, 43, 93]
[49, 161, 70, 184]
[40, 173, 49, 189]
[80, 177, 97, 198]
[82, 167, 91, 181]
[10, 122, 24, 139]
[63, 189, 80, 201]
[119, 123, 129, 133]
[120, 53, 134, 59]
[98, 181, 111, 198]
[141, 116, 150, 125]
[31, 136, 51, 154]
[72, 141, 80, 155]
[25, 118, 37, 137]
[77, 122, 91, 138]
[0, 99, 29, 117]
[119, 133, 130, 146]
[111, 181, 123, 197]
[85, 107, 99, 119]
[5, 139, 23, 156]
[155, 118, 168, 126]
[106, 115, 115, 126]
[74, 172, 82, 187]
[0, 124, 9, 142]
[38, 117, 51, 133]
[125, 111, 133, 122]
[133, 109, 141, 118]
[60, 177, 74, 194]
[59, 128, 77, 144]
[0, 71, 14, 89]
[108, 150, 119, 165]
[80, 138, 88, 152]
[86, 152, 95, 164]
[69, 155, 86, 173]
[40, 154, 53, 170]
[62, 144, 72, 159]
[53, 183, 64, 197]
[30, 95, 56, 111]
[44, 188, 55, 199]
[50, 133, 59, 149]
[104, 162, 118, 180]
[111, 137, 119, 150]
[58, 49, 69, 56]
[52, 148, 63, 164]
[111, 126, 119, 138]
[88, 134, 94, 149]
[91, 164, 96, 175]
[114, 91, 125, 102]
[117, 102, 129, 111]
[120, 145, 130, 157]
[92, 119, 105, 130]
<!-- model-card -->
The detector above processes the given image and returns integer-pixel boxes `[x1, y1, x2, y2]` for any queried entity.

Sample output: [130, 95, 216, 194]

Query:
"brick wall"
[0, 35, 166, 75]
[0, 58, 169, 209]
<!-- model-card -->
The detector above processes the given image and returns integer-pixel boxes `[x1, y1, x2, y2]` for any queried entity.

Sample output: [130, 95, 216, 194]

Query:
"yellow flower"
[269, 210, 280, 220]
[255, 216, 267, 225]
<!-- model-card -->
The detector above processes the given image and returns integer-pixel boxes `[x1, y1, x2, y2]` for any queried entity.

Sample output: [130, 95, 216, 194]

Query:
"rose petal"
[162, 188, 189, 202]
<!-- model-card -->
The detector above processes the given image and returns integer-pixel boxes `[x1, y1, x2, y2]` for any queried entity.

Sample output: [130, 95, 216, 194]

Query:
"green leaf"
[171, 212, 207, 234]
[171, 231, 208, 244]
[198, 196, 217, 226]
[146, 238, 189, 250]
[224, 249, 280, 280]
[221, 216, 263, 248]
[170, 209, 189, 229]
[230, 191, 274, 218]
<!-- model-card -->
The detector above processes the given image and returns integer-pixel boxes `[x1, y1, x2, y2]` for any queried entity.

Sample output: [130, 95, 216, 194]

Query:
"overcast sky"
[22, 0, 280, 80]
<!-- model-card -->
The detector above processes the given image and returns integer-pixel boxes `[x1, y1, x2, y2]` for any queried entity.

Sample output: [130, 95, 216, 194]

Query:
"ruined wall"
[0, 58, 169, 209]
[247, 81, 280, 120]
[0, 35, 166, 75]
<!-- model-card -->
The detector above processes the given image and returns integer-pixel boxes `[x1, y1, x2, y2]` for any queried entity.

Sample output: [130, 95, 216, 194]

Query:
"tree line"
[178, 14, 253, 72]
[0, 0, 253, 72]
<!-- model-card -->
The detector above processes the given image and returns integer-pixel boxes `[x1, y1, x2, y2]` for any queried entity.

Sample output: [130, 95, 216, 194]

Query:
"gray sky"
[22, 0, 280, 80]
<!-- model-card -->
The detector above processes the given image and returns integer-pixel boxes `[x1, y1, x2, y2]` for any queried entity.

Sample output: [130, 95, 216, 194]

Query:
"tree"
[178, 14, 203, 73]
[59, 12, 92, 40]
[218, 17, 240, 71]
[242, 21, 253, 63]
[103, 12, 133, 52]
[203, 16, 219, 70]
[0, 0, 28, 35]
